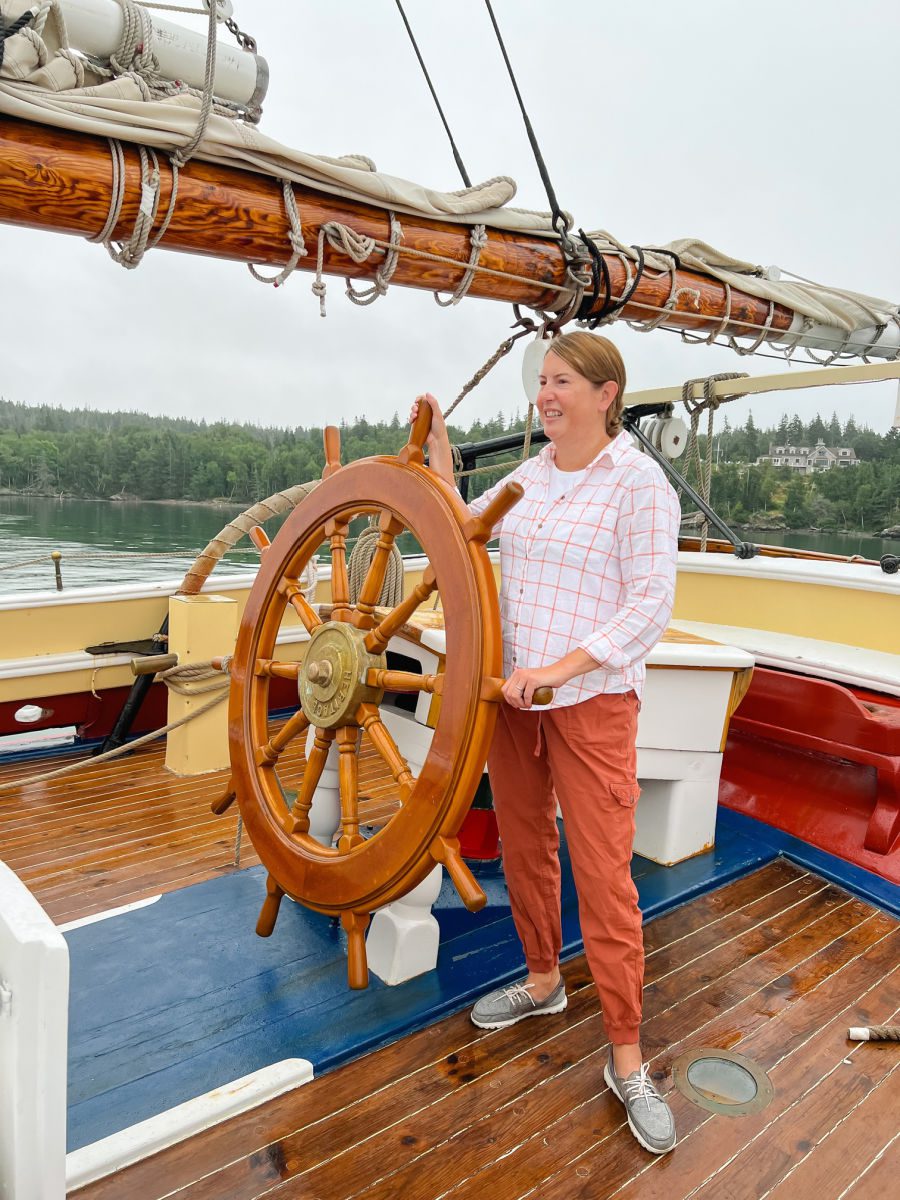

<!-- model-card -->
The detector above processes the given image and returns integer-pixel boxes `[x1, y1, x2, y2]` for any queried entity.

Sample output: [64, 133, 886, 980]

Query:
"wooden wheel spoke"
[336, 726, 363, 853]
[255, 659, 301, 682]
[257, 709, 310, 766]
[364, 566, 437, 654]
[356, 703, 416, 800]
[463, 481, 524, 545]
[325, 516, 353, 621]
[367, 668, 443, 697]
[287, 728, 335, 834]
[323, 426, 342, 478]
[397, 402, 432, 465]
[277, 575, 322, 633]
[354, 509, 406, 624]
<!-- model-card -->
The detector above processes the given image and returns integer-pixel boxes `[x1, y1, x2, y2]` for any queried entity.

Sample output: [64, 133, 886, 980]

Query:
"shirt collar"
[538, 429, 632, 472]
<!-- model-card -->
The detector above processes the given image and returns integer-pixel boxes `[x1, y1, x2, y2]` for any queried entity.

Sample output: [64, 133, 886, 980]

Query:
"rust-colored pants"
[487, 692, 643, 1044]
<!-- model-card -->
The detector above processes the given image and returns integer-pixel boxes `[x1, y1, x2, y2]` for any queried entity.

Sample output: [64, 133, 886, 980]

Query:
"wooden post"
[164, 594, 236, 776]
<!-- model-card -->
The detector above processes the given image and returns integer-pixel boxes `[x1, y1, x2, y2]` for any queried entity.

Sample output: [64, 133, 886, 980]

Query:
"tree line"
[0, 399, 517, 503]
[689, 412, 900, 533]
[1, 398, 897, 532]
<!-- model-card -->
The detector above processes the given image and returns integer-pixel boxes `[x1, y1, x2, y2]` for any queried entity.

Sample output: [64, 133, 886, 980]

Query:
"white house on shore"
[756, 439, 859, 474]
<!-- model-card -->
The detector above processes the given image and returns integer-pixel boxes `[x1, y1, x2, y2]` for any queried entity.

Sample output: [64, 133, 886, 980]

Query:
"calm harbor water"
[0, 495, 896, 596]
[0, 496, 426, 595]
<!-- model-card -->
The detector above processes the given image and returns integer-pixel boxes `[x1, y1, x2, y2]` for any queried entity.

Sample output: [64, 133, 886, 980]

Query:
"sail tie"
[434, 225, 488, 307]
[248, 181, 308, 287]
[312, 215, 403, 317]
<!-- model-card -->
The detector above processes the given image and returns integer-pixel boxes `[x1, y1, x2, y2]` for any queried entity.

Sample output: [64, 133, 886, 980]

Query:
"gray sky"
[3, 0, 899, 434]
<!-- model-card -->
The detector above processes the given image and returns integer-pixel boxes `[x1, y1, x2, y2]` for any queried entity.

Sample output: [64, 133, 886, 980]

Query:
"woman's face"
[536, 350, 617, 447]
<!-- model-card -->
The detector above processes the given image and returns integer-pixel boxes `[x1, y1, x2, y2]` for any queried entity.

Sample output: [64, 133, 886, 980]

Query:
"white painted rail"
[0, 860, 69, 1200]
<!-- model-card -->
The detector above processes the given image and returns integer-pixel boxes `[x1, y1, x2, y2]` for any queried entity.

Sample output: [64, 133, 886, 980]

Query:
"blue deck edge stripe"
[717, 807, 900, 918]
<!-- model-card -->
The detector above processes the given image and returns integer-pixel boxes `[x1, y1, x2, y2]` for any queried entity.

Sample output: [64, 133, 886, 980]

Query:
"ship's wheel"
[223, 409, 533, 987]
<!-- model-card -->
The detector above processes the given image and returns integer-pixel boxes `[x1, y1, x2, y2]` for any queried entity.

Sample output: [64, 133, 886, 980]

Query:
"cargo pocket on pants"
[610, 782, 640, 808]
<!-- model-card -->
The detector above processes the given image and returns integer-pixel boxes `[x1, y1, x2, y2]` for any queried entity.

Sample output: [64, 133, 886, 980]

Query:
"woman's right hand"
[409, 393, 455, 485]
[409, 393, 448, 451]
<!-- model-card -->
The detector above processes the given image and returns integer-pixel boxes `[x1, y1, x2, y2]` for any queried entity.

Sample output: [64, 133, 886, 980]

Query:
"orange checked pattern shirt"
[469, 431, 680, 707]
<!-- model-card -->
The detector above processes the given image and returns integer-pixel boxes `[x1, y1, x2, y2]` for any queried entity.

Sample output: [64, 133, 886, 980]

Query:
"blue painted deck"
[64, 808, 895, 1152]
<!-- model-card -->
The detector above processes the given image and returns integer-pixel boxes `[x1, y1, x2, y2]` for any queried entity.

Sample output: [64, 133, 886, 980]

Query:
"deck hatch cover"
[672, 1047, 774, 1116]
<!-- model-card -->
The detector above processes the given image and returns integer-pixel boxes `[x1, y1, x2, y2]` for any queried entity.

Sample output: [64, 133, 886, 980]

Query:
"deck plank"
[70, 871, 900, 1200]
[70, 865, 803, 1200]
[763, 1059, 900, 1200]
[440, 920, 900, 1200]
[0, 727, 403, 921]
[837, 1131, 900, 1200]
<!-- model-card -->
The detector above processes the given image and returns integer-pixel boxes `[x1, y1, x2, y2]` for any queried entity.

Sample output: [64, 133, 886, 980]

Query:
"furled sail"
[1, 0, 898, 362]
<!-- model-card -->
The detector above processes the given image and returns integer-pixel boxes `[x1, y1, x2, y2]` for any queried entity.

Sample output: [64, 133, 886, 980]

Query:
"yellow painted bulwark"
[673, 573, 899, 655]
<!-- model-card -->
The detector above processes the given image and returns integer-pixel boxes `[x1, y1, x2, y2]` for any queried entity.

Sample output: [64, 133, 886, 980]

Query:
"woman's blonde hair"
[547, 331, 627, 436]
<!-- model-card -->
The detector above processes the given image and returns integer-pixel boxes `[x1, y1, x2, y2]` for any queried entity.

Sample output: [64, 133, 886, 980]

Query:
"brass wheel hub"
[299, 622, 385, 730]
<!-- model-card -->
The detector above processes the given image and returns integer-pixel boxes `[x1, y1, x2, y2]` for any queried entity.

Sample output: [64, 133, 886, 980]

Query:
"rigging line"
[394, 0, 472, 188]
[482, 0, 570, 242]
[319, 224, 897, 358]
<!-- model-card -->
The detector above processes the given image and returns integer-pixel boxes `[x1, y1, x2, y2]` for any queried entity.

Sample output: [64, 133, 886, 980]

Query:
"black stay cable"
[394, 0, 473, 189]
[482, 0, 571, 245]
[0, 5, 36, 74]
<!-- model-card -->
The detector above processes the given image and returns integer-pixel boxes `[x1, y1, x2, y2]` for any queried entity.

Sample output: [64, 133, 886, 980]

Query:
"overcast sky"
[3, 0, 899, 435]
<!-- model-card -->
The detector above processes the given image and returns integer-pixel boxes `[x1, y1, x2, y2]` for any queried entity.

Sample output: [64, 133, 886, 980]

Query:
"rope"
[434, 224, 488, 307]
[679, 373, 748, 550]
[104, 145, 162, 269]
[347, 519, 404, 608]
[157, 658, 231, 695]
[394, 0, 472, 188]
[0, 687, 227, 795]
[248, 180, 308, 287]
[312, 215, 404, 314]
[179, 480, 319, 595]
[848, 1025, 900, 1042]
[169, 0, 217, 168]
[482, 0, 566, 244]
[442, 322, 536, 421]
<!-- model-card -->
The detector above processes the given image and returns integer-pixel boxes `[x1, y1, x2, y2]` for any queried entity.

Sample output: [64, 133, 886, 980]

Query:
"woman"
[412, 331, 679, 1155]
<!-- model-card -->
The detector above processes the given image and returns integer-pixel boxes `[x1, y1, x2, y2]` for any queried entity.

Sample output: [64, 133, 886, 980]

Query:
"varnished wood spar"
[0, 115, 794, 341]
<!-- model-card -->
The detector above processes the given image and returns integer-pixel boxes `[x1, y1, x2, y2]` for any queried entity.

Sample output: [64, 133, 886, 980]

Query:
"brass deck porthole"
[672, 1048, 774, 1117]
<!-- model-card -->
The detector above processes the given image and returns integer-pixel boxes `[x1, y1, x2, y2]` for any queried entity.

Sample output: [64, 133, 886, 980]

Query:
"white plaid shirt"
[469, 431, 680, 706]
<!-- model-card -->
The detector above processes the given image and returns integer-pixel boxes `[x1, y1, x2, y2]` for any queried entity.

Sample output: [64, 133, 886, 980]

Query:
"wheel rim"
[228, 455, 503, 915]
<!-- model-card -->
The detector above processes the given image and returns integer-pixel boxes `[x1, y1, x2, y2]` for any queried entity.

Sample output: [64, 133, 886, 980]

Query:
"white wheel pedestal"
[303, 730, 342, 848]
[366, 865, 443, 985]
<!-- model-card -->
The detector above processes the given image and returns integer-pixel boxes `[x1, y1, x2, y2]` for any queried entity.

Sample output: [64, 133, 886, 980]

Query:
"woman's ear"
[596, 380, 618, 415]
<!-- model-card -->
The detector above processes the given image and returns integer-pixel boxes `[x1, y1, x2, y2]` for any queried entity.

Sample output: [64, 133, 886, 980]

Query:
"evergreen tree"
[783, 477, 811, 528]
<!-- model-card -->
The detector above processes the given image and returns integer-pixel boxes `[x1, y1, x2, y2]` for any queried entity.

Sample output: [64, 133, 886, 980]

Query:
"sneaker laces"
[503, 982, 536, 1007]
[622, 1063, 664, 1112]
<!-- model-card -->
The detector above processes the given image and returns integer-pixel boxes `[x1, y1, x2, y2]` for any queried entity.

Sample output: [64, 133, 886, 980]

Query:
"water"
[1, 496, 896, 596]
[0, 497, 424, 595]
[738, 529, 896, 560]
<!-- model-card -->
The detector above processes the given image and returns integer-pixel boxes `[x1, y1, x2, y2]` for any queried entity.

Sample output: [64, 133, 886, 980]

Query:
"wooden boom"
[0, 114, 794, 341]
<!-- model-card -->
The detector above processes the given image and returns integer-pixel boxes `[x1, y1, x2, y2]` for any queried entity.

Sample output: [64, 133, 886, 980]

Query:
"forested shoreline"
[1, 399, 898, 534]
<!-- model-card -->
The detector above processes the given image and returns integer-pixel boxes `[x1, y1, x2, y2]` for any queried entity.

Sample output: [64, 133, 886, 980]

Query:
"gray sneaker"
[470, 979, 567, 1029]
[604, 1050, 677, 1154]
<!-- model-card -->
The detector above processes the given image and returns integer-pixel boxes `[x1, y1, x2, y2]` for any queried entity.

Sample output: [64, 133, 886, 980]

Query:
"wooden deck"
[0, 722, 399, 923]
[3, 727, 899, 1198]
[69, 859, 899, 1200]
